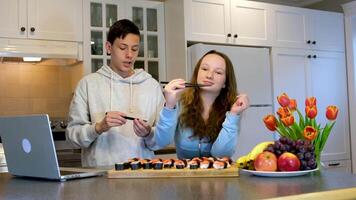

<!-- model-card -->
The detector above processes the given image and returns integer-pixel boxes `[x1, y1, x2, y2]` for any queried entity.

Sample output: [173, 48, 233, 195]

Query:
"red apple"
[277, 152, 300, 171]
[254, 151, 277, 171]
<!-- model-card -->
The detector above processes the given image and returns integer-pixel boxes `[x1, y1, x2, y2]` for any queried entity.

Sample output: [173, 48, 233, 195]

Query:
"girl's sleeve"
[144, 103, 180, 150]
[210, 112, 241, 157]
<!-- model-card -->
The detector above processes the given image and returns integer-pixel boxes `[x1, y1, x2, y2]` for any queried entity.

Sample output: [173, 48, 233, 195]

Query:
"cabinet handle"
[313, 55, 317, 59]
[307, 40, 311, 44]
[227, 33, 231, 37]
[20, 27, 26, 32]
[234, 34, 238, 38]
[30, 27, 35, 32]
[328, 163, 340, 167]
[307, 55, 312, 59]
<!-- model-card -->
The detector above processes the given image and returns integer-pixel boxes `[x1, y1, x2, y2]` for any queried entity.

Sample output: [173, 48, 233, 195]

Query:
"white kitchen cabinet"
[84, 0, 165, 81]
[273, 6, 344, 52]
[272, 48, 350, 164]
[0, 0, 83, 42]
[126, 0, 165, 81]
[230, 0, 273, 46]
[185, 0, 272, 46]
[322, 160, 352, 173]
[185, 0, 230, 43]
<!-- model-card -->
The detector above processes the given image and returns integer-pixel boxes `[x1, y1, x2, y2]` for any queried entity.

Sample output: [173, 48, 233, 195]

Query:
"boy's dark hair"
[107, 19, 140, 44]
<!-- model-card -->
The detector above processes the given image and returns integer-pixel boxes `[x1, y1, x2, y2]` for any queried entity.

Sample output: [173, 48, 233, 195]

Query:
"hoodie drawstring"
[110, 70, 113, 111]
[129, 77, 133, 113]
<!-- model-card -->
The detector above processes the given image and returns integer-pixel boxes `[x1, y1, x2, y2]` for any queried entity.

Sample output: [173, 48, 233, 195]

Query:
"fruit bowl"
[239, 168, 319, 177]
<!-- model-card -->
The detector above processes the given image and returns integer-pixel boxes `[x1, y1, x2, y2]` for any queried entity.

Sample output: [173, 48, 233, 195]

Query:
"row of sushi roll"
[115, 157, 232, 170]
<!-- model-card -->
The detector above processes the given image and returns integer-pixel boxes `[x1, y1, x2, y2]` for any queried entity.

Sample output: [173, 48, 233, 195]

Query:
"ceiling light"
[23, 57, 42, 62]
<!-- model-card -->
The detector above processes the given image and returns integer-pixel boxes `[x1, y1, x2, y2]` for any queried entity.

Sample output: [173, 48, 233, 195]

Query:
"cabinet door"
[309, 51, 350, 161]
[310, 11, 345, 52]
[126, 0, 165, 81]
[27, 0, 83, 41]
[271, 48, 309, 111]
[0, 0, 26, 38]
[230, 0, 272, 46]
[273, 7, 310, 49]
[185, 0, 231, 43]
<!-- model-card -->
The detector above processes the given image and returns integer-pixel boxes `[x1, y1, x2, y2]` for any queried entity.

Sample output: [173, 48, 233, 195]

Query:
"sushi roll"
[188, 160, 199, 169]
[192, 157, 203, 162]
[163, 159, 174, 168]
[115, 162, 130, 170]
[130, 160, 141, 170]
[200, 159, 212, 169]
[217, 157, 232, 168]
[153, 161, 163, 170]
[174, 159, 187, 169]
[213, 160, 227, 169]
[219, 157, 232, 164]
[140, 159, 152, 169]
[152, 158, 163, 170]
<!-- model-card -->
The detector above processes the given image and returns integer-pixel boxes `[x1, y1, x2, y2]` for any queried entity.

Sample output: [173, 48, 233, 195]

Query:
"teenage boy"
[66, 19, 164, 167]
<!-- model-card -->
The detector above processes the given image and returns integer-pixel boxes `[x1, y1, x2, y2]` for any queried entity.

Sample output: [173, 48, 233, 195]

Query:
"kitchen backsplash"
[0, 59, 83, 118]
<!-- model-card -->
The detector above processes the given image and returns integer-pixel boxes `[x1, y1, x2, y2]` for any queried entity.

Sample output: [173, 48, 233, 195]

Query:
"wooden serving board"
[107, 165, 239, 179]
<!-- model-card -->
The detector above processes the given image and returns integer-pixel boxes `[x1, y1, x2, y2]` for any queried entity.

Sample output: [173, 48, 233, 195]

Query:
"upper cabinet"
[273, 6, 345, 52]
[0, 0, 83, 42]
[84, 0, 165, 81]
[230, 0, 273, 46]
[126, 1, 165, 81]
[185, 0, 273, 46]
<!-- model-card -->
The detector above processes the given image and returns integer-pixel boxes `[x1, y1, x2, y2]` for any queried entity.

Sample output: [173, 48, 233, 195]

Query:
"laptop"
[0, 114, 104, 181]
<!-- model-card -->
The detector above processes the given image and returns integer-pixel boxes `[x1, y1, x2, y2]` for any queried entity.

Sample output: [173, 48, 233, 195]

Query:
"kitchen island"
[0, 169, 356, 200]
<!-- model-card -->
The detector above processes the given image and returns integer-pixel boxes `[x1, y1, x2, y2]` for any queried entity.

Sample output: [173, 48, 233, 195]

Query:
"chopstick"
[160, 81, 208, 88]
[124, 116, 147, 122]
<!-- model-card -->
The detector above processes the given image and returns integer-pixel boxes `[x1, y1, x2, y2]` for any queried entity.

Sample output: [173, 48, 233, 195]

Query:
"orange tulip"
[281, 115, 294, 127]
[288, 99, 297, 111]
[277, 107, 291, 119]
[303, 126, 318, 141]
[277, 93, 290, 107]
[263, 115, 277, 131]
[305, 97, 316, 107]
[305, 106, 317, 119]
[326, 105, 338, 121]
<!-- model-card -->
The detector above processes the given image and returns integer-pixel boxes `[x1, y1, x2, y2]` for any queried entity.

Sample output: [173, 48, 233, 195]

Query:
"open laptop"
[0, 114, 104, 181]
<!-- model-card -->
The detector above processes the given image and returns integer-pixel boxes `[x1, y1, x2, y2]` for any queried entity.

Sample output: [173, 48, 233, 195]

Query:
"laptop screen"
[0, 114, 62, 179]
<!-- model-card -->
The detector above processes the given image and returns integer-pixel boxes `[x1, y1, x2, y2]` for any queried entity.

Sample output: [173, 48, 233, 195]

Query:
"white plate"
[240, 168, 319, 177]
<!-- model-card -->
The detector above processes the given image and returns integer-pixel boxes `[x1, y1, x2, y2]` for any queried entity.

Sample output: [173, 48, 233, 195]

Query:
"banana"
[236, 141, 274, 169]
[236, 154, 249, 168]
[247, 141, 274, 161]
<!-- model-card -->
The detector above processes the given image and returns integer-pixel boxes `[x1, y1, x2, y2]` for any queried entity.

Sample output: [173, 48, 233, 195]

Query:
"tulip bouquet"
[263, 93, 339, 166]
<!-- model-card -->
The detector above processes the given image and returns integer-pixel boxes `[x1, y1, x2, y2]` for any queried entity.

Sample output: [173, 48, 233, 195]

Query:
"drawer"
[321, 159, 351, 173]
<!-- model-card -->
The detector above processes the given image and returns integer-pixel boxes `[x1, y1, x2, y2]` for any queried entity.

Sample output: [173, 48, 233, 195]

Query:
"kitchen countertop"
[0, 169, 356, 200]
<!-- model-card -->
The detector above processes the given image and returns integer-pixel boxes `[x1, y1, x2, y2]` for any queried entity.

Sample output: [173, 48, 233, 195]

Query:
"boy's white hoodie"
[66, 65, 165, 167]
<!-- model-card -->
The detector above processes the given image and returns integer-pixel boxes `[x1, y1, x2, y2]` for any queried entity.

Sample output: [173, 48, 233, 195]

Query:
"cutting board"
[106, 165, 239, 179]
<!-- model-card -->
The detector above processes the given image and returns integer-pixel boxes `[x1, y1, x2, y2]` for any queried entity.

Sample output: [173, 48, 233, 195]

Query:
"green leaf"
[320, 122, 336, 151]
[296, 109, 305, 128]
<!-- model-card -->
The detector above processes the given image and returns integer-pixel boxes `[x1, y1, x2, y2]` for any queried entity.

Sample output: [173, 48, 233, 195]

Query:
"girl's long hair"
[179, 50, 238, 142]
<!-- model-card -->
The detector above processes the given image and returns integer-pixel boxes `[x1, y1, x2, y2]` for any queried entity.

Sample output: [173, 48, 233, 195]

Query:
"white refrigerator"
[187, 43, 276, 160]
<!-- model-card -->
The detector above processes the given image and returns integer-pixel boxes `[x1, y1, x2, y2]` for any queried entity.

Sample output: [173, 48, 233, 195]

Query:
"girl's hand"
[95, 111, 127, 134]
[163, 79, 186, 109]
[230, 94, 250, 115]
[133, 119, 152, 137]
